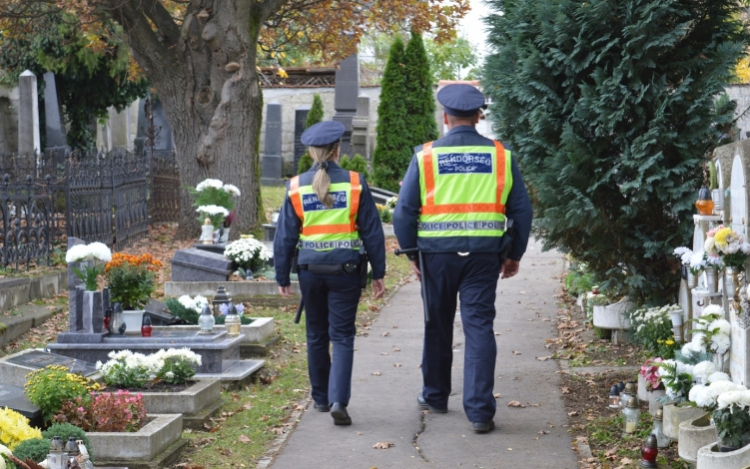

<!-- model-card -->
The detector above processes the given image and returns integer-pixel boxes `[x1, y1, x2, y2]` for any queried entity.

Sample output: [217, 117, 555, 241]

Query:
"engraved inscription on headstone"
[261, 102, 283, 186]
[293, 107, 310, 174]
[7, 351, 98, 376]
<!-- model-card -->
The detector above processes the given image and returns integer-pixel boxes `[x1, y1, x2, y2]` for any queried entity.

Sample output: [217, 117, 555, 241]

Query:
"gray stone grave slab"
[42, 72, 68, 151]
[18, 70, 40, 155]
[170, 248, 234, 282]
[293, 107, 310, 173]
[261, 102, 284, 186]
[332, 53, 360, 157]
[1, 349, 99, 381]
[351, 95, 370, 158]
[0, 383, 41, 421]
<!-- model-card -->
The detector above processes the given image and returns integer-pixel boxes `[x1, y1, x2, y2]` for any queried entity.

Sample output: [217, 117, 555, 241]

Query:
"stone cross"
[42, 72, 68, 152]
[261, 102, 283, 186]
[17, 70, 40, 156]
[293, 107, 310, 173]
[351, 95, 370, 159]
[332, 54, 360, 157]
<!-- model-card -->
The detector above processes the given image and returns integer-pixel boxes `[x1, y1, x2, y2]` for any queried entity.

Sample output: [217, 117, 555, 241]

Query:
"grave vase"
[687, 270, 698, 289]
[122, 309, 146, 334]
[81, 290, 105, 333]
[648, 388, 666, 415]
[705, 267, 719, 293]
[219, 228, 231, 243]
[713, 352, 729, 374]
[725, 266, 741, 301]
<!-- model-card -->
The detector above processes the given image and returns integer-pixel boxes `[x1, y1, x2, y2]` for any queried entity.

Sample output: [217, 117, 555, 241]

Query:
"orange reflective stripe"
[494, 140, 506, 213]
[421, 203, 505, 215]
[301, 224, 354, 236]
[289, 176, 304, 221]
[422, 142, 435, 205]
[349, 172, 361, 231]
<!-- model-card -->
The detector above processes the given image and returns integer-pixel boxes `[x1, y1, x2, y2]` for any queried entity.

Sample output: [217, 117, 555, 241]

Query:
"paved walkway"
[270, 240, 578, 468]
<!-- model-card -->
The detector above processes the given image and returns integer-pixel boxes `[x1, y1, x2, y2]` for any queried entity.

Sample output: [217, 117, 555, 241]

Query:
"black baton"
[394, 247, 429, 323]
[294, 298, 304, 324]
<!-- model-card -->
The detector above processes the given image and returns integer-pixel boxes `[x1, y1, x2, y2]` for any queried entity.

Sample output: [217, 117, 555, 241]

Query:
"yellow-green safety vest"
[288, 171, 362, 251]
[417, 141, 513, 238]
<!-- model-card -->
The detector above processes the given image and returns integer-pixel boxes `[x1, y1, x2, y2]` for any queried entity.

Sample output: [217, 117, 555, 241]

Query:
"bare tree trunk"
[108, 0, 279, 239]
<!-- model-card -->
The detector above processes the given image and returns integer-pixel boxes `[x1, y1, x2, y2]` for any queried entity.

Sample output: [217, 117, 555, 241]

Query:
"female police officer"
[274, 120, 386, 426]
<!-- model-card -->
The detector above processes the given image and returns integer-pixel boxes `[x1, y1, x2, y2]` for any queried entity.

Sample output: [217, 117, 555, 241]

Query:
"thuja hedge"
[483, 0, 749, 303]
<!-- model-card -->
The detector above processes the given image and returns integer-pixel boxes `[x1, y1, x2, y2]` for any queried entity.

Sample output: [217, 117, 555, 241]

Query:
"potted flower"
[679, 379, 742, 462]
[190, 178, 240, 242]
[686, 305, 732, 372]
[104, 253, 162, 332]
[674, 247, 706, 288]
[224, 236, 272, 279]
[640, 358, 666, 413]
[66, 241, 112, 291]
[705, 225, 750, 297]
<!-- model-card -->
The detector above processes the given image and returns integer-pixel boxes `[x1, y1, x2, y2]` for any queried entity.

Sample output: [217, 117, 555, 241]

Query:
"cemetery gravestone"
[351, 96, 370, 159]
[6, 350, 99, 376]
[170, 248, 234, 282]
[293, 107, 310, 173]
[108, 106, 131, 150]
[42, 72, 68, 151]
[67, 237, 86, 332]
[0, 383, 40, 422]
[332, 54, 360, 157]
[729, 153, 750, 385]
[261, 102, 283, 186]
[18, 70, 40, 156]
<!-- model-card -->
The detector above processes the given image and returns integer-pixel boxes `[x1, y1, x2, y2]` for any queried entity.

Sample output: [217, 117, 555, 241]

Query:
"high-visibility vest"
[288, 171, 362, 251]
[417, 141, 512, 238]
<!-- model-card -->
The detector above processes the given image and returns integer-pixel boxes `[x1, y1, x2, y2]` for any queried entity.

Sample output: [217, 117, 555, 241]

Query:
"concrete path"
[270, 240, 578, 468]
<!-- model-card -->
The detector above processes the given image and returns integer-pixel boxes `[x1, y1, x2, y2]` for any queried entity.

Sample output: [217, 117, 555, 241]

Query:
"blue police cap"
[437, 84, 487, 117]
[300, 121, 346, 146]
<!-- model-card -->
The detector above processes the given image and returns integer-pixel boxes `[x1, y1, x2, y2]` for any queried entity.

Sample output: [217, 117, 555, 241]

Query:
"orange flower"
[105, 253, 162, 272]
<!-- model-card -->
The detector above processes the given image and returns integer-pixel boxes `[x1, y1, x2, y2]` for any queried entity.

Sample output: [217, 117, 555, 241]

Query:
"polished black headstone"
[0, 383, 41, 423]
[293, 107, 310, 174]
[6, 350, 98, 376]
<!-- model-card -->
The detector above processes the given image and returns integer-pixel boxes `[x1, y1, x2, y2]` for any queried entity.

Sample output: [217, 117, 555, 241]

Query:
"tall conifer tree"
[404, 31, 439, 147]
[373, 37, 410, 191]
[483, 0, 749, 302]
[297, 93, 324, 174]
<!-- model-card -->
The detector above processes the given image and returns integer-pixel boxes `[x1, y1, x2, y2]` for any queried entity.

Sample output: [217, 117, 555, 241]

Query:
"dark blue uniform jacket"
[393, 126, 533, 261]
[274, 162, 386, 287]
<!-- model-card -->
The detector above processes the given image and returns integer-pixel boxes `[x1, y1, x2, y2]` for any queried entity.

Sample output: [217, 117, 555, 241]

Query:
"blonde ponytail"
[310, 143, 339, 207]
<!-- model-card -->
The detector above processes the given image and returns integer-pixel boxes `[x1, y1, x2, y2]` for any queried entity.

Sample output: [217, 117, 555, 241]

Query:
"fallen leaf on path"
[393, 363, 402, 367]
[512, 351, 522, 355]
[560, 387, 572, 394]
[373, 442, 395, 449]
[567, 411, 579, 417]
[493, 393, 501, 398]
[381, 332, 390, 337]
[393, 348, 401, 352]
[538, 430, 550, 435]
[536, 356, 552, 361]
[356, 431, 363, 435]
[392, 325, 398, 328]
[238, 435, 251, 443]
[508, 401, 526, 408]
[372, 371, 382, 376]
[381, 352, 388, 355]
[494, 332, 501, 336]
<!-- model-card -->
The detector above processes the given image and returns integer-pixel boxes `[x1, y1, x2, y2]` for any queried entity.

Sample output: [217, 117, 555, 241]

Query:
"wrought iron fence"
[0, 148, 180, 269]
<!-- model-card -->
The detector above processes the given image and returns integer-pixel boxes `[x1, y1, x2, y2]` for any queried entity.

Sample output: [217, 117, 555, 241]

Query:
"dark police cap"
[300, 121, 346, 146]
[437, 84, 487, 117]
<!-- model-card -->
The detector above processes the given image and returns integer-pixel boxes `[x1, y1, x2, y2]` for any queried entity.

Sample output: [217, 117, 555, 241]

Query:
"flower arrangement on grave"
[712, 389, 750, 450]
[13, 422, 92, 466]
[684, 305, 731, 356]
[165, 295, 210, 324]
[215, 302, 253, 325]
[656, 359, 694, 404]
[104, 253, 162, 310]
[56, 390, 147, 433]
[65, 242, 113, 291]
[24, 366, 100, 422]
[673, 247, 716, 275]
[96, 348, 202, 388]
[584, 286, 612, 322]
[689, 379, 741, 412]
[705, 225, 750, 269]
[224, 237, 272, 278]
[190, 178, 240, 229]
[640, 358, 663, 391]
[0, 408, 42, 450]
[630, 304, 681, 359]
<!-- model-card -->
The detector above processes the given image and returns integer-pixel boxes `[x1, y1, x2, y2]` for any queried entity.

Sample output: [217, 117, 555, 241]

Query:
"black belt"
[300, 263, 359, 275]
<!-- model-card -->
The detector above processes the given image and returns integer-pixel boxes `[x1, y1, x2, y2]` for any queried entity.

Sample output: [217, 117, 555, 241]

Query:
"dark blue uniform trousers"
[299, 269, 362, 407]
[421, 252, 501, 423]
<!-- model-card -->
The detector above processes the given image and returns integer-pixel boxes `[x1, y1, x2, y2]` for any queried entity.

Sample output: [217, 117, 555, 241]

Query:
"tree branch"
[105, 0, 173, 73]
[139, 0, 182, 46]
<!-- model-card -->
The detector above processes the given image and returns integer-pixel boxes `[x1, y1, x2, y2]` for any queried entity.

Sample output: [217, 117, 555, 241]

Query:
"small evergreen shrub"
[297, 153, 313, 174]
[41, 423, 91, 457]
[12, 438, 50, 465]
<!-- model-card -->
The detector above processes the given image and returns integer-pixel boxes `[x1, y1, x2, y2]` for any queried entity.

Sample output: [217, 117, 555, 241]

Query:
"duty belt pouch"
[291, 249, 300, 274]
[359, 253, 369, 288]
[308, 264, 345, 275]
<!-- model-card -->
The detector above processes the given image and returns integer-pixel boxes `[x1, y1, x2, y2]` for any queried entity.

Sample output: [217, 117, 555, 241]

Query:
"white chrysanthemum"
[702, 305, 724, 317]
[692, 361, 717, 384]
[711, 333, 731, 354]
[197, 205, 230, 217]
[690, 251, 706, 269]
[707, 380, 745, 402]
[676, 361, 694, 376]
[706, 255, 723, 268]
[708, 319, 731, 336]
[725, 241, 742, 254]
[742, 243, 750, 254]
[706, 371, 730, 384]
[674, 246, 691, 257]
[705, 237, 717, 253]
[196, 178, 224, 191]
[717, 390, 750, 410]
[65, 244, 90, 263]
[689, 384, 711, 407]
[87, 242, 112, 262]
[165, 371, 175, 379]
[222, 184, 241, 197]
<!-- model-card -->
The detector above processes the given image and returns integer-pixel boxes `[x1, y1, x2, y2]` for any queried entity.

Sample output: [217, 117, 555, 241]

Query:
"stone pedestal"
[351, 96, 370, 158]
[332, 54, 360, 157]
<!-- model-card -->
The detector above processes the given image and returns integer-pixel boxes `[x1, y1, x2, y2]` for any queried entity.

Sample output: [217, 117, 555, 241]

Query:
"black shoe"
[417, 393, 448, 413]
[313, 402, 330, 412]
[331, 402, 352, 425]
[472, 421, 495, 433]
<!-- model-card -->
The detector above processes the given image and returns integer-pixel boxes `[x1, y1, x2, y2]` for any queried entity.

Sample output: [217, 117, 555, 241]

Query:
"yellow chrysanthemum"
[0, 407, 41, 449]
[714, 228, 734, 248]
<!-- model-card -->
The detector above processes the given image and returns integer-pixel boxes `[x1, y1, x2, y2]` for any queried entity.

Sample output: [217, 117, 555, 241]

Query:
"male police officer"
[275, 121, 386, 426]
[393, 84, 533, 433]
